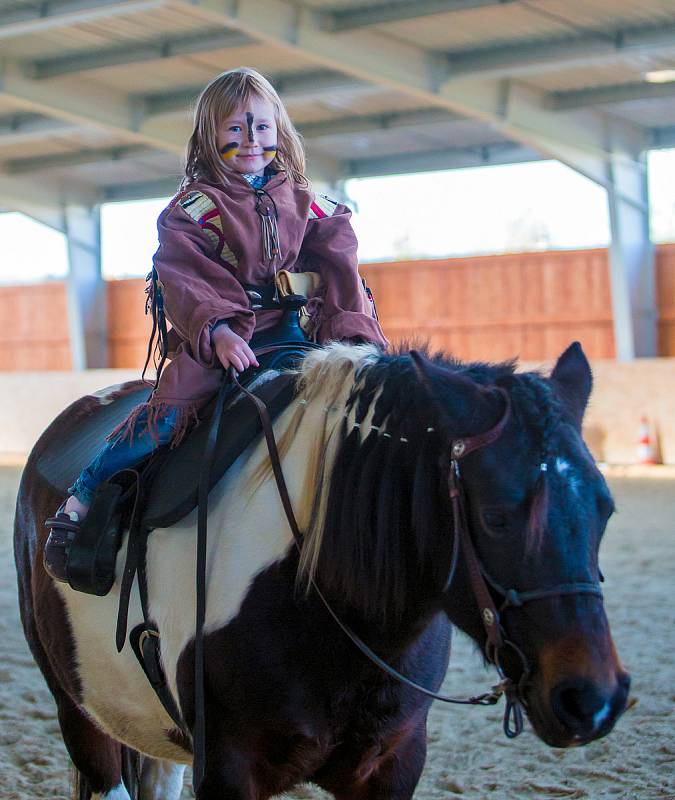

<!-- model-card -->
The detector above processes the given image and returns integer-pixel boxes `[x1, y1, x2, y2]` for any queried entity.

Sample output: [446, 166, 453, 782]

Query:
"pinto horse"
[14, 341, 629, 800]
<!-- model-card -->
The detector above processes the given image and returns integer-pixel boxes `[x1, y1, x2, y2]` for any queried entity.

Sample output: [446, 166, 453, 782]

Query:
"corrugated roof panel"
[66, 155, 180, 186]
[525, 59, 666, 92]
[379, 5, 574, 50]
[81, 46, 317, 95]
[190, 46, 315, 75]
[0, 127, 137, 164]
[308, 123, 507, 160]
[307, 117, 504, 161]
[75, 4, 212, 40]
[0, 97, 24, 114]
[537, 0, 675, 31]
[91, 60, 217, 95]
[0, 3, 213, 59]
[0, 137, 85, 162]
[345, 92, 441, 115]
[301, 0, 396, 8]
[607, 98, 675, 128]
[380, 0, 675, 51]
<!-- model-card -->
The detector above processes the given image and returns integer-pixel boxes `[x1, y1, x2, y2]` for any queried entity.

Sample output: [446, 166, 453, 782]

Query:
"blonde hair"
[181, 67, 307, 190]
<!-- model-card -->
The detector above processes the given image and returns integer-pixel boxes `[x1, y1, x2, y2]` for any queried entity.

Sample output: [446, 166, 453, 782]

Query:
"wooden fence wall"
[0, 282, 71, 370]
[657, 244, 675, 355]
[2, 244, 673, 371]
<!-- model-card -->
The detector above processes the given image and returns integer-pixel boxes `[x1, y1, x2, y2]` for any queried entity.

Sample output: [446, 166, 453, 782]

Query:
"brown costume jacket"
[114, 171, 387, 444]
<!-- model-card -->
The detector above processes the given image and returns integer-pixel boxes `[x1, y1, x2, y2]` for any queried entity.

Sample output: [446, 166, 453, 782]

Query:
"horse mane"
[253, 343, 562, 620]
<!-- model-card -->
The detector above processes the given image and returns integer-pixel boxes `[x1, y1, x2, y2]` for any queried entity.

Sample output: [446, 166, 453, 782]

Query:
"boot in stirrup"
[44, 505, 81, 583]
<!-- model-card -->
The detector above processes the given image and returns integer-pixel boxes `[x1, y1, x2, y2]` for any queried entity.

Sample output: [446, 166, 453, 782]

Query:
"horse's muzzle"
[545, 671, 630, 746]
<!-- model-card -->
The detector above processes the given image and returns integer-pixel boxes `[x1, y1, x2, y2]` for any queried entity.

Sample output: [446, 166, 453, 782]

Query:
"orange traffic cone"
[637, 416, 657, 465]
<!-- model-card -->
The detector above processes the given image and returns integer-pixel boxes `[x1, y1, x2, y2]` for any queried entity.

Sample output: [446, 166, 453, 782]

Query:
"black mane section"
[312, 351, 498, 621]
[311, 348, 563, 621]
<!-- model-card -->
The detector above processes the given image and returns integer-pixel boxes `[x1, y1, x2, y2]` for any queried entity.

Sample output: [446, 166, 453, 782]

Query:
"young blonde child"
[44, 66, 387, 582]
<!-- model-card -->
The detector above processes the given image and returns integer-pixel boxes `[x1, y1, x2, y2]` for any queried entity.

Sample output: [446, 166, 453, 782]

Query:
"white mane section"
[291, 343, 381, 579]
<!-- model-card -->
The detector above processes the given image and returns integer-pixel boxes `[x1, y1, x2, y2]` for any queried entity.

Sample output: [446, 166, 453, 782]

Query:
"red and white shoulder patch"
[309, 194, 339, 219]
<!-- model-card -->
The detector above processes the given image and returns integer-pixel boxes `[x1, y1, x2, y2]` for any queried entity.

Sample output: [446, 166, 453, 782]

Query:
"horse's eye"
[480, 508, 509, 534]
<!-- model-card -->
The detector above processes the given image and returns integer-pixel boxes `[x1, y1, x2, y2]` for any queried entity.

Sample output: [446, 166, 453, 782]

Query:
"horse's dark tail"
[71, 746, 142, 800]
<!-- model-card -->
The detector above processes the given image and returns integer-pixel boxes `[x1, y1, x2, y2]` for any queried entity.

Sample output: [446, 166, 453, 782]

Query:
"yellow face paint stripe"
[220, 142, 239, 160]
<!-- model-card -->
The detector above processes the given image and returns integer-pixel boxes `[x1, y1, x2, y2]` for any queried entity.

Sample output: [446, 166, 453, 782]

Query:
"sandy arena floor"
[1, 467, 674, 800]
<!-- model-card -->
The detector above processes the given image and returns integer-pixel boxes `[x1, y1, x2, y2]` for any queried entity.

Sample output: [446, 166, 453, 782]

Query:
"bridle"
[189, 352, 604, 789]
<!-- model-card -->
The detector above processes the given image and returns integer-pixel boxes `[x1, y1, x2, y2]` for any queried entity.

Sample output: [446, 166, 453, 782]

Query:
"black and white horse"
[15, 341, 629, 799]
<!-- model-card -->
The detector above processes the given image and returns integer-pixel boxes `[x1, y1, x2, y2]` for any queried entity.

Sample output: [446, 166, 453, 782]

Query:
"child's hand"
[211, 324, 259, 372]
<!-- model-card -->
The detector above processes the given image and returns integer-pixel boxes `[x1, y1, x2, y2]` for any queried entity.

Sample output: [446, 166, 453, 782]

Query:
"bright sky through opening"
[0, 151, 674, 285]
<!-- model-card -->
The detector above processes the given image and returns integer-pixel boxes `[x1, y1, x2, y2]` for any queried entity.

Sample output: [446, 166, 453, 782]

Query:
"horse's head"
[419, 342, 629, 747]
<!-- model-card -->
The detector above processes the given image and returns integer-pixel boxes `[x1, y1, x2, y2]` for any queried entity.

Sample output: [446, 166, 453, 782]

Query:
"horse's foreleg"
[333, 723, 428, 800]
[56, 688, 138, 800]
[92, 785, 132, 800]
[196, 745, 256, 800]
[140, 758, 186, 800]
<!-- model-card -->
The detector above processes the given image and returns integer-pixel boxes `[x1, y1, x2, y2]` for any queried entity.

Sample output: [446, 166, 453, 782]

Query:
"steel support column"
[438, 81, 657, 359]
[605, 128, 655, 359]
[64, 204, 107, 369]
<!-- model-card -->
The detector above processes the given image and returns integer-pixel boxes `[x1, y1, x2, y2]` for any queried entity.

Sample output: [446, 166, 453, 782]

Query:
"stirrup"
[44, 505, 81, 583]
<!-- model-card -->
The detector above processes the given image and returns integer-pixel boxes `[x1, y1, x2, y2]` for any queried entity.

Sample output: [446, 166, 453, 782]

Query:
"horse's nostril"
[551, 679, 609, 736]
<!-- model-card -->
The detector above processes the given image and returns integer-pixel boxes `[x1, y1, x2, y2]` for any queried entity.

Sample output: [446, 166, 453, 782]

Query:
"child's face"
[217, 97, 278, 177]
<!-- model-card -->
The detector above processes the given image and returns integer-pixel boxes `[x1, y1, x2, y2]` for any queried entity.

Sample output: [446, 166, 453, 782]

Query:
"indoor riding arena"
[1, 1, 674, 799]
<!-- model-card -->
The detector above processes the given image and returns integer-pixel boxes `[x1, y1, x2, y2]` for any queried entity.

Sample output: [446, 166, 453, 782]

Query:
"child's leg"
[44, 407, 179, 582]
[65, 407, 179, 513]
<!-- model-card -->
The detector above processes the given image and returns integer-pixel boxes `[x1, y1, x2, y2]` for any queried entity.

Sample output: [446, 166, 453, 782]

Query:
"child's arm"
[300, 197, 388, 347]
[154, 197, 256, 368]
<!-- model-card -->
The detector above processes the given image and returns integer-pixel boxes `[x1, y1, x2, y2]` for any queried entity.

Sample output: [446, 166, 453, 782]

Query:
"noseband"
[235, 367, 604, 741]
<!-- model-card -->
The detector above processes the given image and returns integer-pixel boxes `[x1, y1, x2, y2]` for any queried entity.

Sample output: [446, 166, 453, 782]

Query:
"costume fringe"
[106, 401, 200, 450]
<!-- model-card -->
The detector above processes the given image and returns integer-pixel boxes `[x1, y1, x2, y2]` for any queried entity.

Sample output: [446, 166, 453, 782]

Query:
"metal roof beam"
[177, 0, 437, 97]
[0, 171, 99, 229]
[652, 126, 675, 149]
[298, 108, 465, 138]
[445, 24, 675, 79]
[141, 70, 375, 117]
[0, 112, 77, 144]
[102, 178, 179, 203]
[4, 145, 153, 175]
[26, 29, 255, 79]
[346, 141, 541, 177]
[321, 0, 517, 32]
[0, 60, 185, 154]
[549, 80, 675, 111]
[0, 0, 167, 40]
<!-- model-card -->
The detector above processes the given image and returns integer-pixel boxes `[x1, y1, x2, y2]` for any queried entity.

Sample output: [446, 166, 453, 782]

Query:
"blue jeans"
[68, 407, 179, 505]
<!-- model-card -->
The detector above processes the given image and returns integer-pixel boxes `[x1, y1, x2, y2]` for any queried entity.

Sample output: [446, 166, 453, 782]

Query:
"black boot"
[44, 507, 81, 583]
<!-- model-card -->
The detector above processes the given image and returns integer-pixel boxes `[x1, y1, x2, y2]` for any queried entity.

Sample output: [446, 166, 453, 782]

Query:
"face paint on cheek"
[220, 142, 239, 160]
[246, 112, 254, 143]
[263, 145, 277, 160]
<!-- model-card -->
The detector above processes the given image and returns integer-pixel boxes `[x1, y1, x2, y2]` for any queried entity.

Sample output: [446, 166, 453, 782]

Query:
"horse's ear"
[410, 350, 491, 431]
[550, 341, 592, 429]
